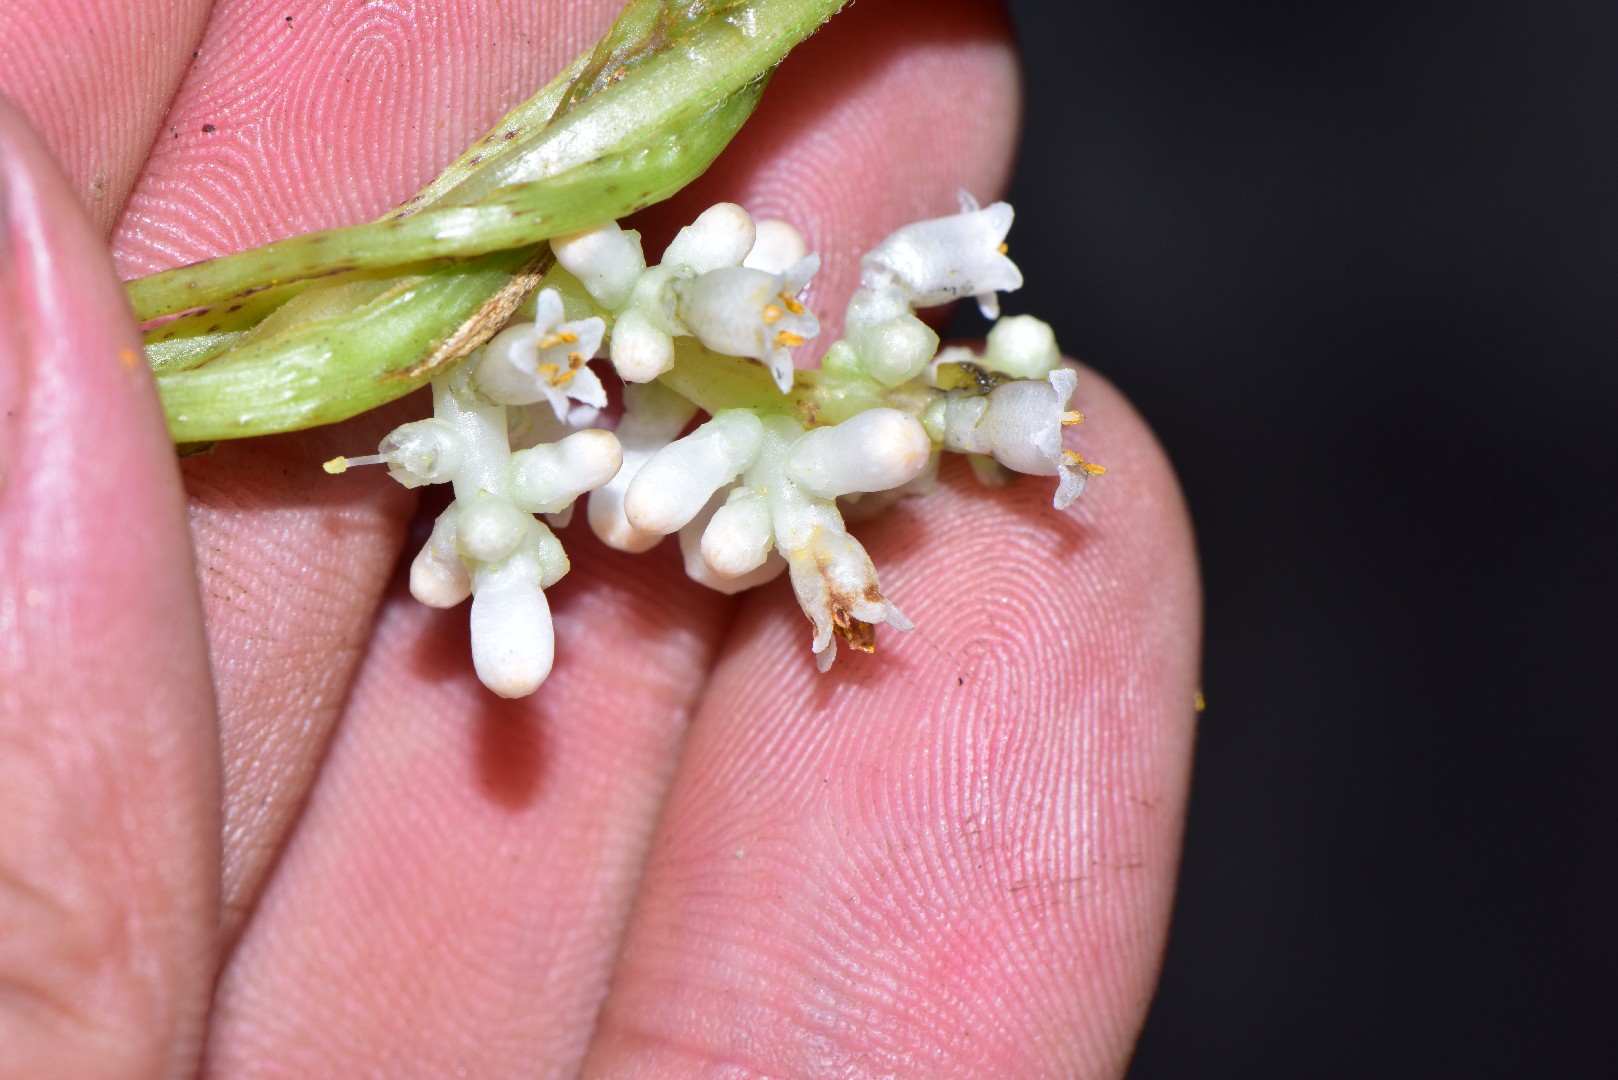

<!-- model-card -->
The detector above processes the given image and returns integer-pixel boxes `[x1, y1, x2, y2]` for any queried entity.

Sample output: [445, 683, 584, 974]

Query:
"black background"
[991, 1, 1616, 1074]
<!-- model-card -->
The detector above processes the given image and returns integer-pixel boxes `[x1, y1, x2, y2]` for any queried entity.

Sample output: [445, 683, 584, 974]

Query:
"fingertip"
[0, 97, 219, 1078]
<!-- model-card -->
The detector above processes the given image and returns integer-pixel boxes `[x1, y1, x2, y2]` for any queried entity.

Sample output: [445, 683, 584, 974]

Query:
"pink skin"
[0, 1, 1200, 1076]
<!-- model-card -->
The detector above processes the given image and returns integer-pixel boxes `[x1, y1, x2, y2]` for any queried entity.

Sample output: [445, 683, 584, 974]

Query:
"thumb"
[0, 98, 219, 1078]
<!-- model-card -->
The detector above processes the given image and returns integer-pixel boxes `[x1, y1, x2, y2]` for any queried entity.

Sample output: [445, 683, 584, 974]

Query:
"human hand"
[0, 1, 1199, 1075]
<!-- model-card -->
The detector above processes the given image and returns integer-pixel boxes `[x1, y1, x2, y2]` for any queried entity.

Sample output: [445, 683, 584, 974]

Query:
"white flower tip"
[663, 202, 756, 274]
[457, 498, 533, 565]
[745, 218, 809, 274]
[551, 223, 644, 310]
[470, 577, 554, 698]
[984, 315, 1061, 379]
[1054, 464, 1089, 510]
[410, 545, 470, 608]
[586, 487, 663, 553]
[610, 310, 675, 383]
[787, 409, 933, 498]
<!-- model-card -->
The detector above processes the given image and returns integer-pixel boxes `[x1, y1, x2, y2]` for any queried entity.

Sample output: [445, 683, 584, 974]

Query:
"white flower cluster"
[553, 201, 819, 391]
[326, 197, 1100, 697]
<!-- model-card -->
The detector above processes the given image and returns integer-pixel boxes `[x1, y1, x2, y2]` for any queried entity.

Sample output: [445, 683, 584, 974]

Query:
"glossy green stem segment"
[658, 341, 904, 429]
[157, 249, 539, 441]
[129, 0, 848, 322]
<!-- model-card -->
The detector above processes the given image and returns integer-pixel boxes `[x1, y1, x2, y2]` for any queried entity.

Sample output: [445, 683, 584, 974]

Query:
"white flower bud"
[786, 408, 932, 499]
[677, 488, 785, 594]
[457, 494, 534, 565]
[860, 197, 1022, 318]
[609, 307, 675, 383]
[853, 312, 938, 387]
[551, 222, 645, 310]
[507, 428, 623, 514]
[662, 202, 756, 273]
[744, 218, 810, 274]
[375, 418, 463, 488]
[700, 487, 775, 577]
[672, 256, 819, 392]
[469, 552, 554, 699]
[625, 410, 765, 534]
[983, 314, 1060, 379]
[410, 503, 471, 608]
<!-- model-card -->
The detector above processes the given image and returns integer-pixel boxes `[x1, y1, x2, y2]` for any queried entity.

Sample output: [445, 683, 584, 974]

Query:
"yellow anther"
[779, 293, 806, 315]
[997, 242, 1010, 254]
[322, 456, 349, 475]
[537, 330, 579, 349]
[1061, 411, 1086, 426]
[762, 303, 785, 324]
[1062, 449, 1108, 476]
[774, 330, 805, 348]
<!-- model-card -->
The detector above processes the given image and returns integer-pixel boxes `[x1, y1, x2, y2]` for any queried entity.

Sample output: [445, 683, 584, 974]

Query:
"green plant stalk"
[138, 0, 849, 443]
[131, 0, 847, 322]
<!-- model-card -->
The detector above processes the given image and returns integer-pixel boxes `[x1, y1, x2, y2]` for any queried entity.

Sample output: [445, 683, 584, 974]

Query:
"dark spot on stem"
[202, 124, 216, 133]
[226, 304, 243, 313]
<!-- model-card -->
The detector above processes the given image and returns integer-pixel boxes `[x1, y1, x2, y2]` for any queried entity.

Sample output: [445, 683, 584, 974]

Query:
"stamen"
[996, 242, 1009, 254]
[779, 293, 806, 315]
[773, 330, 805, 348]
[323, 453, 389, 474]
[537, 330, 580, 349]
[1061, 410, 1086, 426]
[1062, 449, 1107, 475]
[762, 303, 785, 324]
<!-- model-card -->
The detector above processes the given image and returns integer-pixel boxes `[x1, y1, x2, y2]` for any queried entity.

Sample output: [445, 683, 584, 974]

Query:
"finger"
[199, 2, 1023, 1074]
[585, 372, 1200, 1077]
[107, 0, 617, 939]
[0, 100, 219, 1079]
[0, 0, 213, 233]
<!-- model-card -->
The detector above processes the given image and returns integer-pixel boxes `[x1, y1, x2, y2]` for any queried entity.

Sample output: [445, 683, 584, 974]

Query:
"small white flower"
[672, 255, 820, 392]
[471, 289, 607, 423]
[784, 526, 914, 673]
[860, 193, 1022, 318]
[939, 367, 1103, 508]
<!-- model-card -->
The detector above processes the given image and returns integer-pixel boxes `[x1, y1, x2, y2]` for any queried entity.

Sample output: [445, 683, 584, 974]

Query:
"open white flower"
[860, 192, 1022, 318]
[672, 255, 820, 391]
[470, 289, 607, 425]
[938, 366, 1103, 508]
